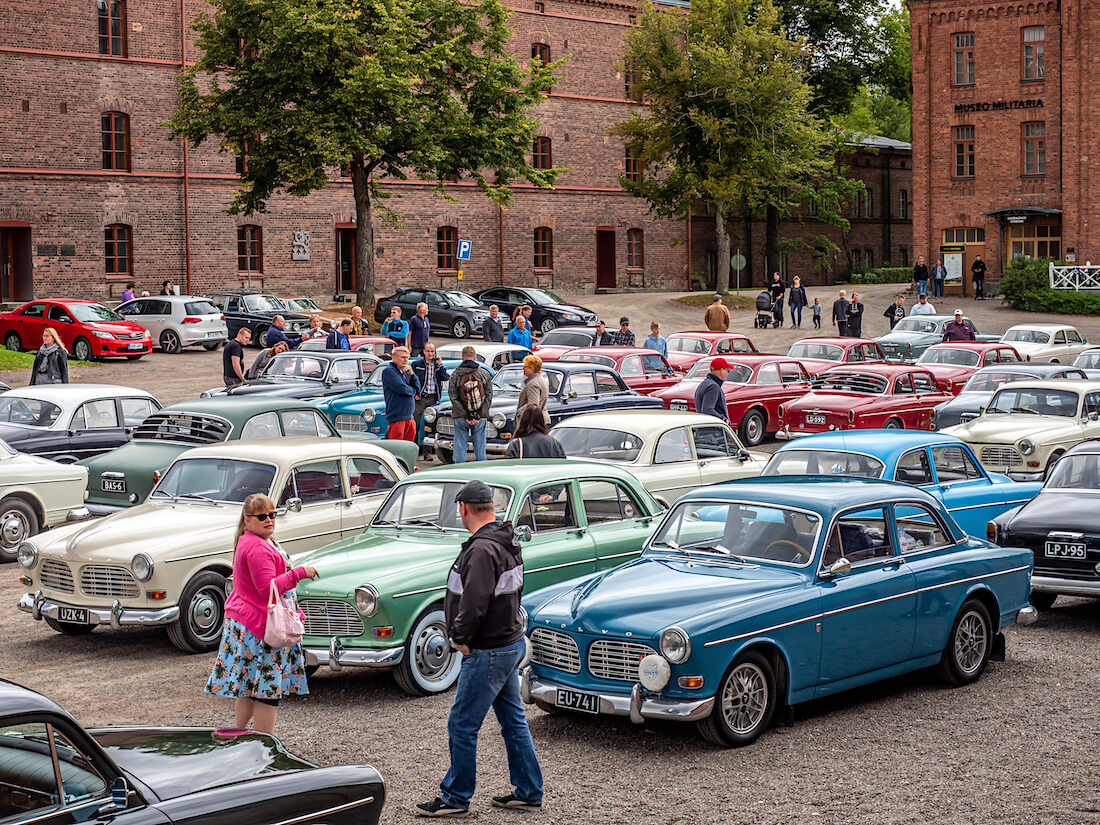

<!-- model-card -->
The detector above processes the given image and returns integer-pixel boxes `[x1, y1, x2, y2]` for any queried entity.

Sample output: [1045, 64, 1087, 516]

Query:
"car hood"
[90, 727, 312, 800]
[91, 322, 147, 335]
[221, 381, 329, 398]
[651, 379, 702, 400]
[878, 331, 933, 346]
[1002, 491, 1100, 538]
[530, 554, 805, 638]
[541, 302, 595, 317]
[295, 530, 463, 596]
[942, 415, 1080, 443]
[313, 388, 384, 414]
[433, 391, 523, 417]
[796, 358, 843, 375]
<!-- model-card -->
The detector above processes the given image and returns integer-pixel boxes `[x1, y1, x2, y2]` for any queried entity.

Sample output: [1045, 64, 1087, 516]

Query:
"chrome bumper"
[1015, 605, 1039, 626]
[18, 591, 180, 628]
[520, 667, 714, 724]
[1031, 575, 1100, 598]
[775, 427, 818, 441]
[304, 638, 404, 671]
[1007, 470, 1044, 482]
[83, 503, 127, 516]
[65, 507, 93, 522]
[422, 435, 508, 455]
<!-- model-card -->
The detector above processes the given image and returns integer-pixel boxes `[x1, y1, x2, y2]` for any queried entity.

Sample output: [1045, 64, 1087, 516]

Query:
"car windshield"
[0, 397, 62, 428]
[244, 295, 285, 312]
[446, 291, 482, 307]
[150, 458, 276, 503]
[667, 335, 711, 355]
[539, 330, 592, 347]
[1045, 454, 1100, 489]
[1003, 328, 1051, 344]
[892, 318, 940, 334]
[986, 387, 1079, 417]
[184, 300, 221, 315]
[651, 500, 821, 566]
[787, 342, 843, 361]
[364, 367, 386, 388]
[762, 450, 886, 478]
[0, 438, 14, 457]
[685, 360, 753, 383]
[262, 354, 331, 381]
[1074, 351, 1100, 369]
[561, 353, 616, 368]
[812, 372, 888, 394]
[374, 480, 512, 529]
[69, 303, 123, 322]
[551, 427, 644, 462]
[526, 288, 564, 305]
[918, 348, 980, 367]
[962, 370, 1034, 393]
[288, 297, 322, 311]
[493, 365, 564, 394]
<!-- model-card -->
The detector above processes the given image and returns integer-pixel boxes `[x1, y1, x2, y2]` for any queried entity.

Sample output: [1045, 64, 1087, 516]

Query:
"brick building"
[910, 0, 1081, 295]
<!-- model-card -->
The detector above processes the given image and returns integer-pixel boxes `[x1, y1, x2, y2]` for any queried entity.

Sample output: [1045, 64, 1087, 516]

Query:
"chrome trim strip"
[17, 592, 180, 626]
[527, 558, 597, 574]
[392, 584, 446, 599]
[270, 796, 376, 825]
[167, 549, 233, 563]
[599, 551, 643, 561]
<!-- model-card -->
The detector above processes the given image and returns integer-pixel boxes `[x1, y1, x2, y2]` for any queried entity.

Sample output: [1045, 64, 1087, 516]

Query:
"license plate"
[1045, 541, 1086, 559]
[59, 606, 88, 624]
[101, 479, 126, 493]
[128, 342, 143, 350]
[556, 688, 599, 714]
[206, 330, 219, 337]
[806, 414, 827, 425]
[670, 401, 688, 412]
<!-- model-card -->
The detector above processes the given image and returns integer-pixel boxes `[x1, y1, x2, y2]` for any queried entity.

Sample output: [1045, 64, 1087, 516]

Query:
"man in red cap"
[694, 357, 731, 421]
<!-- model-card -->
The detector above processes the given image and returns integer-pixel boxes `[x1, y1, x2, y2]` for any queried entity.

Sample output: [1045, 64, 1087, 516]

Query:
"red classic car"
[0, 299, 152, 361]
[776, 364, 951, 438]
[664, 331, 759, 373]
[649, 354, 813, 446]
[785, 337, 885, 376]
[557, 347, 680, 395]
[914, 342, 1023, 394]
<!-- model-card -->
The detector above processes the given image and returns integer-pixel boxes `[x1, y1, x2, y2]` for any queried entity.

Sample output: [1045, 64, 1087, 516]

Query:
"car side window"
[620, 355, 643, 376]
[595, 372, 622, 394]
[117, 300, 143, 316]
[1084, 392, 1100, 418]
[578, 479, 642, 525]
[226, 297, 242, 312]
[864, 344, 882, 360]
[281, 410, 322, 437]
[893, 374, 914, 394]
[565, 373, 596, 397]
[72, 399, 119, 430]
[822, 507, 894, 566]
[930, 445, 983, 482]
[47, 305, 74, 323]
[848, 346, 864, 362]
[120, 397, 156, 427]
[149, 299, 171, 315]
[241, 411, 281, 439]
[641, 354, 668, 375]
[654, 426, 692, 463]
[715, 338, 733, 354]
[22, 303, 47, 318]
[1068, 329, 1083, 343]
[514, 483, 578, 532]
[0, 721, 108, 817]
[912, 372, 939, 394]
[895, 449, 934, 485]
[346, 456, 397, 496]
[402, 290, 424, 304]
[427, 291, 447, 307]
[894, 504, 950, 553]
[779, 363, 808, 383]
[757, 363, 780, 385]
[332, 359, 360, 382]
[279, 460, 344, 505]
[693, 425, 735, 459]
[999, 348, 1020, 362]
[1055, 331, 1067, 344]
[733, 338, 754, 353]
[50, 726, 108, 805]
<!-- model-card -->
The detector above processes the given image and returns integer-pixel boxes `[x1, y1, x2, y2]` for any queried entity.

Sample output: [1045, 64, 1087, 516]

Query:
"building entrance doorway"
[0, 226, 32, 303]
[336, 227, 356, 295]
[596, 228, 615, 289]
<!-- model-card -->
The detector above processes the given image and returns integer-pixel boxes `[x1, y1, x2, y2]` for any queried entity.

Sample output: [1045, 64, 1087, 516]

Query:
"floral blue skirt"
[205, 618, 308, 700]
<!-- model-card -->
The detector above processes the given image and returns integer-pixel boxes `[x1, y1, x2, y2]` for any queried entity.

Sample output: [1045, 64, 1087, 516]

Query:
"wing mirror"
[286, 497, 303, 513]
[1088, 411, 1099, 422]
[98, 777, 130, 815]
[820, 558, 851, 578]
[737, 449, 751, 461]
[567, 390, 578, 400]
[514, 525, 532, 543]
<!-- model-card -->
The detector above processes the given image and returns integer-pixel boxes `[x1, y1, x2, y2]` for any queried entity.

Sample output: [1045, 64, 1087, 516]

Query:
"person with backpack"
[448, 345, 493, 462]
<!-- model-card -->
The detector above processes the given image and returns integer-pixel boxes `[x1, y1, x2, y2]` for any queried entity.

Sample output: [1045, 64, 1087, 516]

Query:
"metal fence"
[1050, 263, 1100, 291]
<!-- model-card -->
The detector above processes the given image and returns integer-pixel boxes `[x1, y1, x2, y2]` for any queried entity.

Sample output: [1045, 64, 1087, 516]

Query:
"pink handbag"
[264, 579, 304, 648]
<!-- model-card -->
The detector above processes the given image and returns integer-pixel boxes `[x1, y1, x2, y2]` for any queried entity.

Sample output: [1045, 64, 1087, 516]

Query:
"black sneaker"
[491, 794, 542, 811]
[415, 797, 469, 817]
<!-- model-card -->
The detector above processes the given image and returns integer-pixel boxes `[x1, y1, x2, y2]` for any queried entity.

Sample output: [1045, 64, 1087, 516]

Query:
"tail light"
[987, 521, 999, 543]
[848, 409, 855, 423]
[182, 316, 202, 324]
[946, 379, 953, 392]
[777, 405, 784, 419]
[219, 314, 226, 321]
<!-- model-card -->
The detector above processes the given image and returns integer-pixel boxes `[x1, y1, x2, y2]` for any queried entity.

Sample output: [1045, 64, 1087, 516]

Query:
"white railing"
[1050, 263, 1100, 291]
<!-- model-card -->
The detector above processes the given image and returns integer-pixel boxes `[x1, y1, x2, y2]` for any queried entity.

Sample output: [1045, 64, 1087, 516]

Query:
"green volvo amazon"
[296, 460, 666, 696]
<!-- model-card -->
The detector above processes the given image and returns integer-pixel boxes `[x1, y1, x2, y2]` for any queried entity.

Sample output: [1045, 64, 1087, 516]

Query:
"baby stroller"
[754, 290, 775, 329]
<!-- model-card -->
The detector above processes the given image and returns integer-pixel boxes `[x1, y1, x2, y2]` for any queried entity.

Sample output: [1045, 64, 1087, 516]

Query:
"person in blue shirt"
[265, 315, 301, 350]
[507, 315, 533, 348]
[380, 306, 410, 347]
[381, 346, 422, 441]
[325, 319, 352, 350]
[642, 321, 668, 357]
[693, 358, 730, 421]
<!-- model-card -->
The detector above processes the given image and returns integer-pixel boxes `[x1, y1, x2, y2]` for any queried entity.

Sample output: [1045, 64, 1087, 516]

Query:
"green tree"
[839, 7, 911, 141]
[168, 0, 561, 308]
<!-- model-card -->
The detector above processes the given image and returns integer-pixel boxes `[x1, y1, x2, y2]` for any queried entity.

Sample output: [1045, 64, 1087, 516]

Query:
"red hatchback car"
[1, 299, 152, 361]
[784, 337, 885, 376]
[557, 347, 680, 395]
[664, 331, 759, 373]
[913, 342, 1023, 395]
[649, 354, 813, 446]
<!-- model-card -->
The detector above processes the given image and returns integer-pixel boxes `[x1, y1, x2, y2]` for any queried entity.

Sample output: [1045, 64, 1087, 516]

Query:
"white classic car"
[1, 438, 90, 562]
[16, 437, 406, 652]
[1000, 324, 1091, 363]
[549, 410, 768, 507]
[940, 378, 1100, 480]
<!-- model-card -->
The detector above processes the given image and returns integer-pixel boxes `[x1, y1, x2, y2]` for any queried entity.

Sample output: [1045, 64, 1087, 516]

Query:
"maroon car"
[664, 331, 759, 373]
[557, 347, 680, 395]
[914, 342, 1023, 395]
[784, 337, 885, 376]
[0, 299, 151, 361]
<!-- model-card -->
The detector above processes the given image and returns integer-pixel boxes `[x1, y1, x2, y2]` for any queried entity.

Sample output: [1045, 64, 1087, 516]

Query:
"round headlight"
[16, 541, 38, 569]
[354, 585, 379, 617]
[659, 626, 691, 663]
[491, 413, 507, 430]
[518, 605, 529, 633]
[423, 407, 437, 424]
[638, 653, 671, 691]
[131, 553, 154, 582]
[361, 408, 376, 423]
[1019, 438, 1036, 456]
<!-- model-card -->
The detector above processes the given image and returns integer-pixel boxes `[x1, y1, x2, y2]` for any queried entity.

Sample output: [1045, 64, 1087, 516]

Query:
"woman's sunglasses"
[251, 512, 277, 522]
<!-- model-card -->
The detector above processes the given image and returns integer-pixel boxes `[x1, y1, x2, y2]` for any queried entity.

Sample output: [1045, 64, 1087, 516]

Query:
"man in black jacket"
[482, 305, 505, 342]
[693, 357, 730, 421]
[417, 481, 543, 818]
[883, 294, 906, 330]
[971, 255, 987, 300]
[831, 290, 849, 337]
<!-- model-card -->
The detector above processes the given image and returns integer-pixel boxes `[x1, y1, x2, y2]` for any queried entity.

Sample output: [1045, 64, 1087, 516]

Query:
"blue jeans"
[453, 417, 487, 462]
[790, 304, 803, 326]
[917, 279, 928, 296]
[933, 278, 944, 298]
[440, 638, 542, 809]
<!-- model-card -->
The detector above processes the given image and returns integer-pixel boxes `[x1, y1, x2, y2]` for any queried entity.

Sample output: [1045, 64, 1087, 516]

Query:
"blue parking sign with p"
[456, 239, 472, 261]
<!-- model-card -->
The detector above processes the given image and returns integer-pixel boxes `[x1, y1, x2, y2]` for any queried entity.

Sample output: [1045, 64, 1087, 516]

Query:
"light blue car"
[521, 477, 1036, 747]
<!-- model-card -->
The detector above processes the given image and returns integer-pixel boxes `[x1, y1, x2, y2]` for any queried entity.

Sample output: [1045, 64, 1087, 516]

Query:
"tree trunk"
[765, 203, 780, 278]
[743, 215, 753, 289]
[352, 164, 375, 311]
[714, 204, 730, 294]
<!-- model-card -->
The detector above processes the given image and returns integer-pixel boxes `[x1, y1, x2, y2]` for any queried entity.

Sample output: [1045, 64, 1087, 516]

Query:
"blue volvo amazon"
[760, 431, 1041, 538]
[521, 477, 1036, 747]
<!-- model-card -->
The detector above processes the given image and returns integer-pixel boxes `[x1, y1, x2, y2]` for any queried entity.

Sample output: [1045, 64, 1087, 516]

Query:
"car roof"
[898, 315, 958, 322]
[0, 679, 68, 719]
[273, 350, 378, 361]
[160, 397, 332, 417]
[791, 337, 875, 345]
[3, 384, 156, 402]
[997, 378, 1100, 392]
[669, 331, 752, 339]
[560, 346, 661, 358]
[969, 363, 1084, 378]
[1005, 323, 1077, 331]
[538, 361, 621, 376]
[1064, 439, 1100, 457]
[553, 409, 731, 434]
[436, 342, 528, 356]
[123, 294, 211, 303]
[171, 436, 391, 462]
[410, 458, 640, 484]
[205, 290, 278, 297]
[773, 429, 969, 459]
[695, 353, 797, 366]
[689, 476, 940, 513]
[820, 363, 929, 376]
[923, 342, 1010, 351]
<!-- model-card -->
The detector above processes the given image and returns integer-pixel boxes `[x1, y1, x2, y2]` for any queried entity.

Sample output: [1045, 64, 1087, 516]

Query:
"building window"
[865, 249, 874, 268]
[534, 227, 552, 269]
[954, 125, 975, 178]
[953, 33, 974, 85]
[101, 112, 129, 171]
[944, 227, 986, 244]
[807, 197, 817, 217]
[532, 43, 550, 64]
[1009, 223, 1060, 259]
[237, 225, 262, 273]
[852, 249, 862, 268]
[236, 136, 259, 175]
[899, 189, 909, 219]
[532, 136, 552, 170]
[624, 147, 642, 182]
[899, 247, 909, 267]
[104, 225, 131, 276]
[98, 0, 125, 56]
[624, 60, 640, 100]
[534, 1, 544, 11]
[1023, 122, 1046, 175]
[863, 189, 873, 218]
[437, 226, 457, 269]
[627, 228, 644, 268]
[1023, 26, 1045, 80]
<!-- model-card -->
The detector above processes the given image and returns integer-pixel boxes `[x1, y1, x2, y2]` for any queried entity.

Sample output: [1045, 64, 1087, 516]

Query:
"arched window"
[624, 147, 642, 182]
[627, 229, 644, 269]
[104, 225, 131, 276]
[534, 227, 553, 269]
[532, 137, 552, 170]
[437, 226, 457, 270]
[97, 0, 125, 56]
[237, 225, 262, 273]
[101, 112, 129, 170]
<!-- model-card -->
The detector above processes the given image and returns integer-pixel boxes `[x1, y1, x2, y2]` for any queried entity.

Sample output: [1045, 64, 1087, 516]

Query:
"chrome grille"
[335, 414, 366, 432]
[588, 640, 658, 682]
[300, 600, 364, 637]
[40, 560, 74, 594]
[530, 628, 581, 673]
[980, 446, 1022, 467]
[116, 332, 144, 341]
[436, 416, 498, 438]
[80, 566, 139, 598]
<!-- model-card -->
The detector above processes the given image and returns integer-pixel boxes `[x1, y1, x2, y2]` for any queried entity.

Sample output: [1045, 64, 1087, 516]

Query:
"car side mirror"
[98, 777, 130, 815]
[514, 525, 532, 542]
[737, 449, 751, 461]
[820, 558, 851, 578]
[1089, 411, 1099, 422]
[286, 497, 303, 513]
[567, 390, 578, 399]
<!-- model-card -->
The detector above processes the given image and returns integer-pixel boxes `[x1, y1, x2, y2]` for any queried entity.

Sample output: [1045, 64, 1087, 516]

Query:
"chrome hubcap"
[955, 612, 987, 675]
[189, 588, 222, 638]
[1, 514, 28, 548]
[746, 416, 762, 442]
[721, 663, 768, 734]
[413, 621, 453, 682]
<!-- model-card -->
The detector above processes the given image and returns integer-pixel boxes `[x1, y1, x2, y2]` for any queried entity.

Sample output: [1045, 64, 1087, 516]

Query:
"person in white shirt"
[909, 293, 937, 316]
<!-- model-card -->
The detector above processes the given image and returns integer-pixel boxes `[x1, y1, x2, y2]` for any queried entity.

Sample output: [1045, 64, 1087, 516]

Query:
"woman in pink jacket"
[205, 493, 319, 733]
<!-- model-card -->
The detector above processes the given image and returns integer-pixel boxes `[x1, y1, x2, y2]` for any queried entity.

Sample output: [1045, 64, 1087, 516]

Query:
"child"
[812, 298, 822, 329]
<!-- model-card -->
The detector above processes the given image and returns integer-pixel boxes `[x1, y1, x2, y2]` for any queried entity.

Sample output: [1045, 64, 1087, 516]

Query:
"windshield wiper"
[1010, 406, 1040, 415]
[408, 518, 446, 531]
[690, 543, 749, 563]
[373, 519, 403, 530]
[176, 493, 217, 505]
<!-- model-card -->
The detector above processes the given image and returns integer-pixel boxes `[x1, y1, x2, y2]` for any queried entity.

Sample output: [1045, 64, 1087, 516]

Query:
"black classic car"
[0, 679, 385, 825]
[991, 440, 1100, 609]
[201, 352, 382, 399]
[374, 287, 502, 339]
[422, 360, 663, 462]
[471, 286, 598, 335]
[205, 290, 310, 347]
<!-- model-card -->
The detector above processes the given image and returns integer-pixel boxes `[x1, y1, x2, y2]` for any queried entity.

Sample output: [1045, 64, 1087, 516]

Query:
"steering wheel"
[763, 539, 811, 563]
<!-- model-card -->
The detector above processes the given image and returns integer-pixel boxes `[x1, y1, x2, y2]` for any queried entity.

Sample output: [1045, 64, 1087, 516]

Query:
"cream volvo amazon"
[16, 438, 406, 652]
[940, 379, 1100, 480]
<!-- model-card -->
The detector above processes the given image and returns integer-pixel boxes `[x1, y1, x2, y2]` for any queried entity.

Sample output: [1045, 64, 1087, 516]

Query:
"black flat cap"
[455, 480, 494, 504]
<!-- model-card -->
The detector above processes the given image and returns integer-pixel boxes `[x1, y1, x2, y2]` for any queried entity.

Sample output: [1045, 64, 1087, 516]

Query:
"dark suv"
[374, 288, 501, 339]
[205, 291, 310, 347]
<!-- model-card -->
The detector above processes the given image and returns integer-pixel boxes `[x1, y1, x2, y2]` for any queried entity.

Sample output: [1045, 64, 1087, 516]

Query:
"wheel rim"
[744, 413, 763, 445]
[161, 330, 180, 352]
[186, 586, 224, 643]
[720, 662, 768, 735]
[1, 512, 29, 549]
[954, 611, 988, 676]
[412, 616, 456, 685]
[258, 329, 268, 348]
[4, 333, 20, 352]
[74, 340, 91, 361]
[541, 319, 556, 334]
[885, 419, 901, 429]
[454, 321, 468, 338]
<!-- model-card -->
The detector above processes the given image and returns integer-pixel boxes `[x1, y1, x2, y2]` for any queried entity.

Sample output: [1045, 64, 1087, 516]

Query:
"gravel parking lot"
[3, 285, 1100, 823]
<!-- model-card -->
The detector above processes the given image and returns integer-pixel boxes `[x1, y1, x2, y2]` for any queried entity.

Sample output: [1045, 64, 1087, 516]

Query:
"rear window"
[185, 301, 221, 315]
[135, 412, 232, 445]
[813, 372, 888, 394]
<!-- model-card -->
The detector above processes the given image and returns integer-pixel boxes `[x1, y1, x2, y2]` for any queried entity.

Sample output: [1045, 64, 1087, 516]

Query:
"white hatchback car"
[115, 295, 228, 353]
